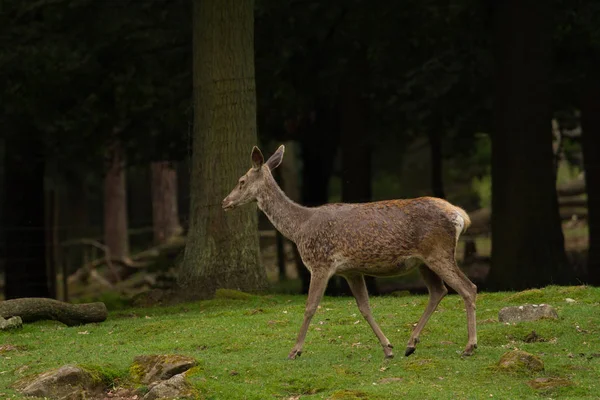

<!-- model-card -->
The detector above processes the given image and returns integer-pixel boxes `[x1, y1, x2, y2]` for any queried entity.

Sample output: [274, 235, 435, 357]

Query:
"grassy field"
[1, 285, 599, 399]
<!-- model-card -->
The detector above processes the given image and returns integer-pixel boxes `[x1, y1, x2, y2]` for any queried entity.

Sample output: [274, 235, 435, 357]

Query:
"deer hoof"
[461, 344, 477, 357]
[384, 346, 394, 359]
[287, 349, 302, 360]
[404, 347, 416, 357]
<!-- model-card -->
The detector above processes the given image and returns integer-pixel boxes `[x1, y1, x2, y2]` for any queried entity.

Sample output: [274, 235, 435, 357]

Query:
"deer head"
[222, 145, 285, 211]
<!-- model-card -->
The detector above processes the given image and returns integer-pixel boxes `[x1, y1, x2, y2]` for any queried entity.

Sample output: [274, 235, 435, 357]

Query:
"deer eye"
[239, 180, 246, 188]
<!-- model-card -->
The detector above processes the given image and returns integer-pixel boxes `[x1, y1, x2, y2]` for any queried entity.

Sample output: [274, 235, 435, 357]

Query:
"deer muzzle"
[222, 197, 235, 211]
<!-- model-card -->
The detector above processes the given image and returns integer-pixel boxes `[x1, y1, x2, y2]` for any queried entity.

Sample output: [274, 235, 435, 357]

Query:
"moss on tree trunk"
[178, 0, 266, 298]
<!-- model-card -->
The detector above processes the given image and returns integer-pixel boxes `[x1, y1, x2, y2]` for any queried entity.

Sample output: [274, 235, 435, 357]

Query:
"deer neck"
[256, 174, 312, 243]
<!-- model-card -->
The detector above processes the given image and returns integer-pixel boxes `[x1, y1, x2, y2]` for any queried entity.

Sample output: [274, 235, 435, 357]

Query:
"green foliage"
[1, 286, 599, 398]
[472, 174, 491, 209]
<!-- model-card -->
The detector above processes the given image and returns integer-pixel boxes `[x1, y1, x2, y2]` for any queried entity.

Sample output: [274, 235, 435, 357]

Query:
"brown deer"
[222, 145, 477, 360]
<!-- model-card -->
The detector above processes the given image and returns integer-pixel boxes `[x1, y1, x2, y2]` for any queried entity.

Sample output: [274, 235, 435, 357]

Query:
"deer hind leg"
[288, 270, 331, 360]
[425, 254, 478, 357]
[344, 273, 394, 359]
[405, 264, 448, 357]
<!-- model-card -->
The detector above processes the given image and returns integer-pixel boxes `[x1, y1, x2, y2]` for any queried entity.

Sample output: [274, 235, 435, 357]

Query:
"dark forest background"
[1, 0, 599, 304]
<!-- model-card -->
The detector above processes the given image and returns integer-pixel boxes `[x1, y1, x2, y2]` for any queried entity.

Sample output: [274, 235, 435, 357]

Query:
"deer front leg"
[288, 271, 330, 359]
[344, 273, 394, 359]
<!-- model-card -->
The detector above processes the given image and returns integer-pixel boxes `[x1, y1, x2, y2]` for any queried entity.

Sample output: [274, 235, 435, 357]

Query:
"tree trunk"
[151, 161, 182, 244]
[4, 131, 51, 299]
[104, 140, 129, 262]
[337, 47, 378, 296]
[581, 71, 600, 285]
[178, 0, 266, 298]
[488, 0, 573, 290]
[44, 178, 59, 299]
[428, 128, 446, 199]
[297, 107, 340, 294]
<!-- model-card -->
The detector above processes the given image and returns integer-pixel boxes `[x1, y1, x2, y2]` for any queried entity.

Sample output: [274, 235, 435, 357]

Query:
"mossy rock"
[527, 377, 573, 390]
[13, 365, 104, 399]
[497, 350, 544, 374]
[214, 289, 255, 300]
[130, 354, 198, 384]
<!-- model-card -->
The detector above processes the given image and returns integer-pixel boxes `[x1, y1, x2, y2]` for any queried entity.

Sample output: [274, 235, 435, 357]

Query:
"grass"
[1, 285, 599, 399]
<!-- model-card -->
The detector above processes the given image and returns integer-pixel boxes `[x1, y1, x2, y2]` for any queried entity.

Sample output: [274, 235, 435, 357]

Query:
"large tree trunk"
[336, 47, 378, 296]
[104, 140, 129, 262]
[4, 131, 51, 299]
[151, 161, 182, 245]
[487, 0, 572, 290]
[581, 71, 600, 286]
[178, 0, 266, 298]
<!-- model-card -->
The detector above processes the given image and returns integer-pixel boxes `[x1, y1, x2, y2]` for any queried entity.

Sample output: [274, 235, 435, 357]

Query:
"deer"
[222, 145, 477, 360]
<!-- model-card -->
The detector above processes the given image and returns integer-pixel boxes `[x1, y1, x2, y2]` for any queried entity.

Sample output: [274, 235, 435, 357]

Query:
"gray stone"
[498, 304, 558, 323]
[497, 350, 544, 373]
[0, 316, 23, 330]
[143, 373, 194, 400]
[13, 365, 102, 399]
[131, 354, 198, 384]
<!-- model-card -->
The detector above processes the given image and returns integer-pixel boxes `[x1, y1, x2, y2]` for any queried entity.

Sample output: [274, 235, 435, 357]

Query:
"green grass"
[1, 285, 599, 399]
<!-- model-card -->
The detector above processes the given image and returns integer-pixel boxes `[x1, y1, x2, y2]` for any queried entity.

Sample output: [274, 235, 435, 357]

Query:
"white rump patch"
[452, 211, 465, 243]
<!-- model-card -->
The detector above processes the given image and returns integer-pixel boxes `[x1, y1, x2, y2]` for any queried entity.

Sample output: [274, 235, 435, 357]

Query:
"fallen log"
[558, 197, 587, 208]
[0, 298, 107, 327]
[67, 235, 186, 285]
[557, 177, 585, 197]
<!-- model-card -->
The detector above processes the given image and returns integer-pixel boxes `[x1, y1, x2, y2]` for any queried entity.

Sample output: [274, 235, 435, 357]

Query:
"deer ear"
[251, 146, 264, 169]
[266, 145, 285, 171]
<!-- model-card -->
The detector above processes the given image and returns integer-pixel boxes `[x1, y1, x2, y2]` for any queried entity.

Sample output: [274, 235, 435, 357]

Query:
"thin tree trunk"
[151, 161, 182, 244]
[297, 107, 339, 294]
[428, 128, 446, 199]
[179, 0, 266, 298]
[4, 131, 50, 299]
[487, 0, 573, 290]
[44, 177, 59, 300]
[338, 47, 378, 296]
[581, 71, 600, 285]
[104, 139, 129, 263]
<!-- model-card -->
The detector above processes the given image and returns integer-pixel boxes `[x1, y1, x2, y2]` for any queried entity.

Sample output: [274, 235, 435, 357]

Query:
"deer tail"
[454, 207, 471, 234]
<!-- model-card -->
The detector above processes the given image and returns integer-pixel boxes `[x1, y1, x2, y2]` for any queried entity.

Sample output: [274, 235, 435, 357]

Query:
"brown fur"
[222, 145, 478, 360]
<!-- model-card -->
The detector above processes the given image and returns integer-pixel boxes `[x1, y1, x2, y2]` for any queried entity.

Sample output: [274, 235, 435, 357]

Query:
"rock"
[523, 330, 546, 343]
[143, 373, 195, 400]
[131, 354, 198, 384]
[497, 350, 544, 373]
[0, 316, 23, 330]
[498, 304, 558, 323]
[13, 365, 102, 399]
[527, 377, 573, 390]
